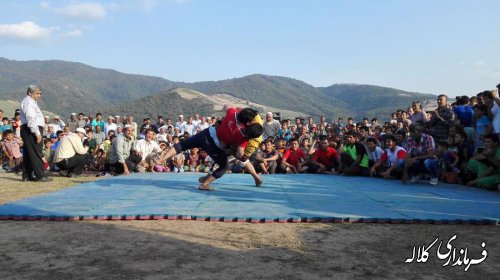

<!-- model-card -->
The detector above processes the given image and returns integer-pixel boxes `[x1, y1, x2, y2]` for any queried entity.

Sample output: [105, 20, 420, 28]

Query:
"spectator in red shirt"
[309, 135, 341, 174]
[280, 138, 308, 173]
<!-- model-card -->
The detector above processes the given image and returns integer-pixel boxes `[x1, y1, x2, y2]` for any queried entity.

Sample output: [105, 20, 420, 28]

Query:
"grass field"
[0, 172, 498, 279]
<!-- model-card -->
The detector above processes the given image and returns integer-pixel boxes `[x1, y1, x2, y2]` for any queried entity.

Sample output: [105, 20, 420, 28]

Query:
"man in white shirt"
[54, 128, 90, 177]
[135, 128, 161, 162]
[51, 116, 64, 132]
[175, 115, 186, 134]
[183, 117, 196, 136]
[262, 112, 281, 140]
[104, 116, 117, 137]
[156, 127, 169, 142]
[196, 116, 210, 134]
[20, 85, 52, 182]
[192, 113, 201, 127]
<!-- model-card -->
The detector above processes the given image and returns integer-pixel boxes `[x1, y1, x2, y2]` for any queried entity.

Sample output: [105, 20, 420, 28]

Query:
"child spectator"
[1, 129, 23, 172]
[171, 152, 185, 173]
[42, 138, 52, 171]
[0, 117, 12, 136]
[185, 147, 200, 172]
[437, 141, 460, 184]
[89, 149, 106, 172]
[279, 120, 292, 141]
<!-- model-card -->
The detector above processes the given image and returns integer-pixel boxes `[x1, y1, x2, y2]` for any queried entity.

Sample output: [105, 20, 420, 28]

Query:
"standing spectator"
[175, 115, 187, 133]
[77, 113, 87, 128]
[91, 113, 105, 132]
[153, 116, 165, 133]
[429, 95, 455, 142]
[490, 85, 500, 142]
[54, 128, 90, 177]
[104, 116, 117, 136]
[183, 117, 196, 136]
[408, 101, 430, 124]
[473, 104, 492, 153]
[115, 116, 123, 130]
[196, 116, 210, 133]
[263, 112, 281, 140]
[51, 116, 65, 132]
[453, 96, 474, 139]
[12, 112, 21, 138]
[192, 113, 202, 127]
[20, 85, 51, 182]
[67, 113, 78, 132]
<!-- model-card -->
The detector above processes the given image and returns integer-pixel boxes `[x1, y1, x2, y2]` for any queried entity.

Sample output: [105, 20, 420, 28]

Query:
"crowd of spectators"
[1, 83, 500, 191]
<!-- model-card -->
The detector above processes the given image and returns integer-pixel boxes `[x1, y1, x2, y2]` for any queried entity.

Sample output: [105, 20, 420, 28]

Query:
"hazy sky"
[0, 0, 499, 95]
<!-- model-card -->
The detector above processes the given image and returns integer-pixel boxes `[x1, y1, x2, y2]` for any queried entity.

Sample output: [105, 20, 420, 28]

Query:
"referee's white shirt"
[20, 95, 44, 136]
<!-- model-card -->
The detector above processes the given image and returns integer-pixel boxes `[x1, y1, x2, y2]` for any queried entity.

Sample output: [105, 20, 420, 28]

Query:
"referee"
[20, 85, 52, 182]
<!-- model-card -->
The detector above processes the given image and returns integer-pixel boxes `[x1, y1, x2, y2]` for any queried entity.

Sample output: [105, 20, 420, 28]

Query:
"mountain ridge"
[0, 57, 435, 120]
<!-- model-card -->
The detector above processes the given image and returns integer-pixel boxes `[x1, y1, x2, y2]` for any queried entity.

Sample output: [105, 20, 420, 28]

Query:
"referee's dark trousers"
[21, 124, 45, 180]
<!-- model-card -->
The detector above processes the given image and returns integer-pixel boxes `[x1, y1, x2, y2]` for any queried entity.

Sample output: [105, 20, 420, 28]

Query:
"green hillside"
[0, 58, 436, 121]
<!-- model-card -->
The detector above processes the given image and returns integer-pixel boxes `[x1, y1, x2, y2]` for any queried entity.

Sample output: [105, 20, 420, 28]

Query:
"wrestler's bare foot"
[198, 183, 215, 191]
[255, 176, 263, 187]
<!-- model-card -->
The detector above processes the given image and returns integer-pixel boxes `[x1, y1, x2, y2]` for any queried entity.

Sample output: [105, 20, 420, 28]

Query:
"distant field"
[0, 99, 56, 118]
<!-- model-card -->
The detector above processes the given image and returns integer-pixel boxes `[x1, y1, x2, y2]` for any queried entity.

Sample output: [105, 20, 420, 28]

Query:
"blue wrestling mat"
[0, 173, 499, 224]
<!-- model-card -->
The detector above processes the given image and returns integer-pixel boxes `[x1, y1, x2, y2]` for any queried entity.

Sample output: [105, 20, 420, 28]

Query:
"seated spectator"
[370, 135, 406, 179]
[85, 130, 97, 155]
[308, 135, 341, 174]
[436, 141, 460, 184]
[171, 152, 185, 173]
[185, 147, 201, 172]
[340, 131, 370, 176]
[280, 138, 308, 173]
[53, 128, 90, 178]
[1, 129, 23, 172]
[89, 148, 106, 172]
[156, 127, 168, 142]
[109, 126, 140, 175]
[465, 134, 500, 190]
[135, 129, 162, 173]
[94, 125, 105, 145]
[255, 138, 279, 174]
[366, 137, 384, 166]
[401, 123, 439, 185]
[42, 138, 52, 171]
